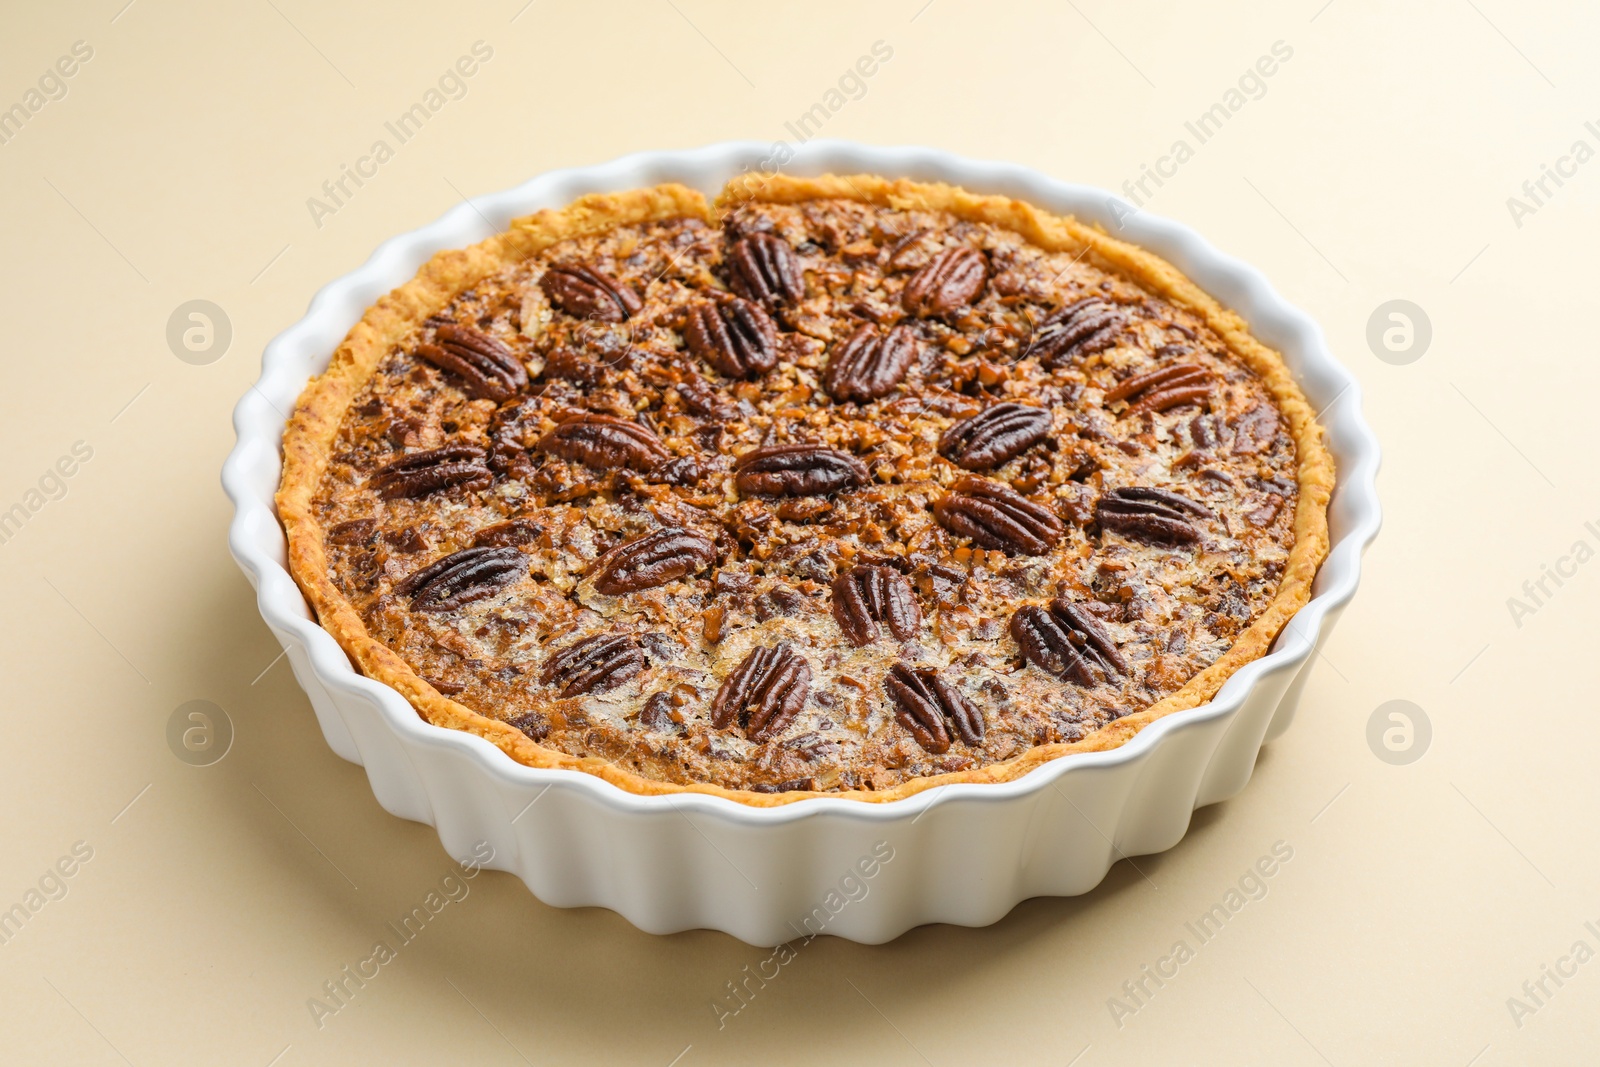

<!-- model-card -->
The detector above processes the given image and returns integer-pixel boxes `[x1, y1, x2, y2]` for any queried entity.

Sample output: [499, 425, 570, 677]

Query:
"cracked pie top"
[277, 174, 1333, 805]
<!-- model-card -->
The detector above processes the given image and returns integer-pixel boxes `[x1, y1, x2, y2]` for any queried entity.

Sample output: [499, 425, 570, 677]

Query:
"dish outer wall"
[223, 141, 1381, 945]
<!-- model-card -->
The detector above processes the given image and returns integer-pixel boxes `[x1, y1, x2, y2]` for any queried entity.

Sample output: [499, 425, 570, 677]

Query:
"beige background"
[2, 0, 1596, 1063]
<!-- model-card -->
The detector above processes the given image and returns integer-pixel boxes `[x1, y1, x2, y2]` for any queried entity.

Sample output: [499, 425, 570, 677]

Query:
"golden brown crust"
[278, 175, 1334, 806]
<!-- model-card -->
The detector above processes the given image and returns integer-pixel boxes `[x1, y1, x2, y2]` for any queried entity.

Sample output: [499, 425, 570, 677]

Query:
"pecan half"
[1230, 404, 1281, 455]
[884, 663, 983, 753]
[1032, 297, 1127, 367]
[327, 518, 376, 546]
[831, 564, 921, 646]
[369, 444, 492, 499]
[415, 324, 528, 402]
[395, 546, 525, 612]
[734, 444, 869, 497]
[711, 642, 811, 742]
[1103, 363, 1212, 413]
[728, 233, 805, 307]
[684, 296, 779, 379]
[592, 527, 716, 595]
[638, 691, 680, 731]
[901, 246, 987, 316]
[932, 476, 1064, 555]
[539, 262, 642, 322]
[1096, 486, 1212, 546]
[750, 777, 815, 794]
[508, 711, 550, 740]
[823, 323, 918, 402]
[938, 403, 1052, 470]
[535, 413, 669, 472]
[473, 517, 542, 547]
[1010, 598, 1128, 686]
[1189, 412, 1222, 451]
[652, 455, 702, 486]
[675, 372, 740, 418]
[540, 633, 644, 697]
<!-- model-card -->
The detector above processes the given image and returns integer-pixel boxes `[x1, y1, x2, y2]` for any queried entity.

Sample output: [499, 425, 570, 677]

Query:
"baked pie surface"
[276, 174, 1334, 805]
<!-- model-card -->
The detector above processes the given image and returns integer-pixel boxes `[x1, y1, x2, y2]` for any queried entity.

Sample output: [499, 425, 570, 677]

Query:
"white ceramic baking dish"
[223, 141, 1381, 945]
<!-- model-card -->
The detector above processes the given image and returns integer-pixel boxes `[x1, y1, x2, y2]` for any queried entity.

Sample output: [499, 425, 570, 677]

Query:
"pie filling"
[301, 188, 1309, 795]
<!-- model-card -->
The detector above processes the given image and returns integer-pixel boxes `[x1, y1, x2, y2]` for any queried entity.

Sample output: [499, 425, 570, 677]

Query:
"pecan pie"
[277, 174, 1334, 805]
